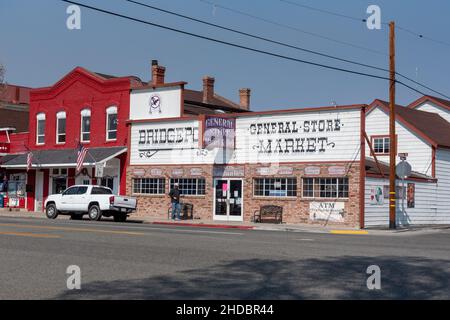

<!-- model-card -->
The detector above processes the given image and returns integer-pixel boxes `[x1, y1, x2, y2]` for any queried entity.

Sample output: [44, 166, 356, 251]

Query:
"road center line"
[0, 222, 244, 236]
[0, 231, 60, 239]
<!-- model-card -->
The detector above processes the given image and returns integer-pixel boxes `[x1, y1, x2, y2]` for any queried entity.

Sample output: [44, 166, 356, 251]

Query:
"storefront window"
[302, 177, 349, 199]
[56, 111, 66, 144]
[170, 178, 205, 196]
[253, 178, 297, 197]
[81, 109, 91, 142]
[106, 106, 117, 141]
[133, 178, 165, 195]
[36, 113, 46, 145]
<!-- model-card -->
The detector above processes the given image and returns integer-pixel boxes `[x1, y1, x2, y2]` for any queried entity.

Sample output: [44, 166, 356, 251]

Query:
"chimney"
[203, 76, 215, 103]
[151, 60, 165, 86]
[239, 88, 251, 110]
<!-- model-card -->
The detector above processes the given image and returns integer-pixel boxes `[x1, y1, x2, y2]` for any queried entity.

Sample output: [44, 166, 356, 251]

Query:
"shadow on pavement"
[57, 256, 450, 300]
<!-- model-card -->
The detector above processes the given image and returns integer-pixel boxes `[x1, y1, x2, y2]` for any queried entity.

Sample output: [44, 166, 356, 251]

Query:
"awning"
[0, 147, 127, 169]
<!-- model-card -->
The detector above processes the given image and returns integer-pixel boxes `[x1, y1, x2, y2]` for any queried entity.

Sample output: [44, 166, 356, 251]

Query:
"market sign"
[309, 202, 345, 222]
[203, 116, 236, 150]
[304, 166, 321, 175]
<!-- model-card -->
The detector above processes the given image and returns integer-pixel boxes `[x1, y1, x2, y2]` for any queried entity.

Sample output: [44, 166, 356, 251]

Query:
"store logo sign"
[149, 94, 162, 114]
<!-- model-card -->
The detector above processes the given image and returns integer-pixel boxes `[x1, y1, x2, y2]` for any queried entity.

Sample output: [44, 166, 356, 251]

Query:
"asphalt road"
[0, 216, 449, 299]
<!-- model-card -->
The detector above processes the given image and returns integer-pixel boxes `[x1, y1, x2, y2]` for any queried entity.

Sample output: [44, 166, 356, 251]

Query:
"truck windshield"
[91, 187, 112, 195]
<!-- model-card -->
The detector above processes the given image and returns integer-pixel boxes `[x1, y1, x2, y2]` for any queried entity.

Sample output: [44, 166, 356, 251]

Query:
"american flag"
[26, 152, 33, 172]
[76, 143, 88, 173]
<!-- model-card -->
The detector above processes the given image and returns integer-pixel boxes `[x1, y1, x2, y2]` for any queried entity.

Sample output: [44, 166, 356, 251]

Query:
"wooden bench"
[253, 205, 283, 224]
[167, 202, 194, 220]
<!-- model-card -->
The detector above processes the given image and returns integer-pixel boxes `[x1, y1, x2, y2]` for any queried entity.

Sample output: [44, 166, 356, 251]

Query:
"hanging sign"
[171, 168, 184, 176]
[190, 168, 203, 176]
[213, 166, 244, 177]
[150, 168, 163, 176]
[95, 162, 105, 178]
[203, 116, 236, 150]
[305, 166, 321, 175]
[328, 166, 346, 175]
[133, 169, 146, 177]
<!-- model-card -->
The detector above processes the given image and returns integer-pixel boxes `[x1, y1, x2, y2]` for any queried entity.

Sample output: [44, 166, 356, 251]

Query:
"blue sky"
[1, 0, 450, 110]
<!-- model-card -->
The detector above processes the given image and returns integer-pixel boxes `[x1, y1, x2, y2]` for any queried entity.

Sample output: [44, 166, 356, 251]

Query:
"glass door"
[213, 179, 243, 222]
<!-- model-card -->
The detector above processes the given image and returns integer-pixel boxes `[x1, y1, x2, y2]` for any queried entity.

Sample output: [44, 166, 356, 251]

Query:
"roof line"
[408, 95, 450, 111]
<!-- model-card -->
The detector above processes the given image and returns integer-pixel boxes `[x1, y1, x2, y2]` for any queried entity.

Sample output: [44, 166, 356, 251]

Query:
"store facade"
[0, 67, 141, 211]
[127, 82, 366, 227]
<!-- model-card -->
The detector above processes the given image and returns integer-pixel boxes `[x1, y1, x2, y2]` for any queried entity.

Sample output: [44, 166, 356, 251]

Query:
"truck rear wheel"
[88, 205, 102, 221]
[46, 204, 59, 219]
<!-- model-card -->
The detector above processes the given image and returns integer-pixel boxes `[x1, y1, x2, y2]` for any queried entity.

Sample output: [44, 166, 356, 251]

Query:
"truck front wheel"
[46, 204, 59, 219]
[88, 205, 102, 221]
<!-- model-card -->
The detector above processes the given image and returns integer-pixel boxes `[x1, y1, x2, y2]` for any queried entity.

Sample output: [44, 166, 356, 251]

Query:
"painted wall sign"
[328, 166, 346, 175]
[370, 186, 384, 205]
[407, 183, 415, 208]
[213, 166, 245, 177]
[171, 168, 184, 176]
[203, 116, 236, 150]
[309, 202, 345, 222]
[190, 168, 203, 176]
[304, 166, 321, 175]
[235, 109, 361, 164]
[132, 169, 146, 177]
[130, 86, 182, 120]
[256, 166, 294, 176]
[149, 168, 163, 176]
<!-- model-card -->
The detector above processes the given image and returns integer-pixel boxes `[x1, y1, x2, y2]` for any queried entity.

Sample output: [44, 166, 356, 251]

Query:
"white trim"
[80, 108, 91, 143]
[56, 111, 66, 144]
[36, 113, 46, 145]
[106, 106, 118, 141]
[0, 148, 127, 169]
[213, 178, 244, 222]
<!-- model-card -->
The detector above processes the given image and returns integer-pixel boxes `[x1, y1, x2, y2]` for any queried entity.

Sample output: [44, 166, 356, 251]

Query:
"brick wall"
[126, 161, 362, 227]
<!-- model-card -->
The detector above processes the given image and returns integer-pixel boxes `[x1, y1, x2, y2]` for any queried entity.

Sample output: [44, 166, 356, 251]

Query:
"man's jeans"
[171, 202, 181, 220]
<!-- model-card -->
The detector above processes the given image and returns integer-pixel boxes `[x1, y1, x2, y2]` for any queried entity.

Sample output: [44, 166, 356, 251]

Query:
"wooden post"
[389, 21, 397, 229]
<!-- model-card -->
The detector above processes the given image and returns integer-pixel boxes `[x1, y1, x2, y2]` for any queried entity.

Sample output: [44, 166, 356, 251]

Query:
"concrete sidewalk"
[0, 209, 447, 235]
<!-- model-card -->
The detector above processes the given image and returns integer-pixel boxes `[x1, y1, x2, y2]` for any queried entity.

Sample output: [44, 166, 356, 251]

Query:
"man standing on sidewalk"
[169, 183, 181, 221]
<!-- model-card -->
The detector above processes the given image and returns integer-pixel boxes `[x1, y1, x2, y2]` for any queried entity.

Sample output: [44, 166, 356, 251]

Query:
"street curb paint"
[330, 230, 369, 235]
[152, 222, 254, 230]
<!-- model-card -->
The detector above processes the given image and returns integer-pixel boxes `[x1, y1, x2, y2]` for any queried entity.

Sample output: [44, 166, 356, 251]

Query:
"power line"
[125, 0, 388, 73]
[128, 0, 450, 100]
[60, 0, 391, 82]
[60, 0, 441, 98]
[198, 0, 387, 56]
[279, 0, 450, 49]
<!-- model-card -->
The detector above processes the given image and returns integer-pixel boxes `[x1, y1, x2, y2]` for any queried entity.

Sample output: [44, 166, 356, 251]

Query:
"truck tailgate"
[112, 196, 137, 210]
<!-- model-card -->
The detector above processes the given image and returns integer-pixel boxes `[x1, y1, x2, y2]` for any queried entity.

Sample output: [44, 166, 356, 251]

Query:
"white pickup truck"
[44, 185, 137, 222]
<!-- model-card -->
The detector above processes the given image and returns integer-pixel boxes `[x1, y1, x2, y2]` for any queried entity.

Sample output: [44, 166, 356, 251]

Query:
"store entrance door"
[213, 179, 243, 222]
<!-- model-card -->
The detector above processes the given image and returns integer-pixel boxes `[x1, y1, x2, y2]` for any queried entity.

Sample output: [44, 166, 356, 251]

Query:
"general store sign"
[235, 109, 361, 163]
[202, 116, 236, 150]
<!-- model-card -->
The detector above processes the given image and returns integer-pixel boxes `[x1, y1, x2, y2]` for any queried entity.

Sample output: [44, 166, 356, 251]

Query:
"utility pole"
[389, 21, 397, 229]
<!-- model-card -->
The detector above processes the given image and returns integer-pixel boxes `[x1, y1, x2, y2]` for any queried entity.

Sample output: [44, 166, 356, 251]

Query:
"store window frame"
[106, 106, 118, 141]
[132, 178, 166, 195]
[169, 178, 206, 196]
[302, 177, 349, 199]
[36, 113, 46, 145]
[371, 135, 394, 156]
[56, 111, 66, 144]
[80, 108, 91, 143]
[253, 177, 297, 198]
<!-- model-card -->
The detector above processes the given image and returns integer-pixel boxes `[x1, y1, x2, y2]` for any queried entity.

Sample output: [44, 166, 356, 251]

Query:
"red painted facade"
[21, 67, 142, 210]
[29, 67, 137, 150]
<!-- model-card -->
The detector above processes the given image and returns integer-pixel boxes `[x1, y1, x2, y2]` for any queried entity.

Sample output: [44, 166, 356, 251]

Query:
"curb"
[152, 221, 255, 230]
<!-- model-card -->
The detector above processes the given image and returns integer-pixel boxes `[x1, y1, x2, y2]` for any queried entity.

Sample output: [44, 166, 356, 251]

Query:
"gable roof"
[408, 95, 450, 112]
[31, 67, 144, 98]
[368, 99, 450, 149]
[183, 89, 248, 115]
